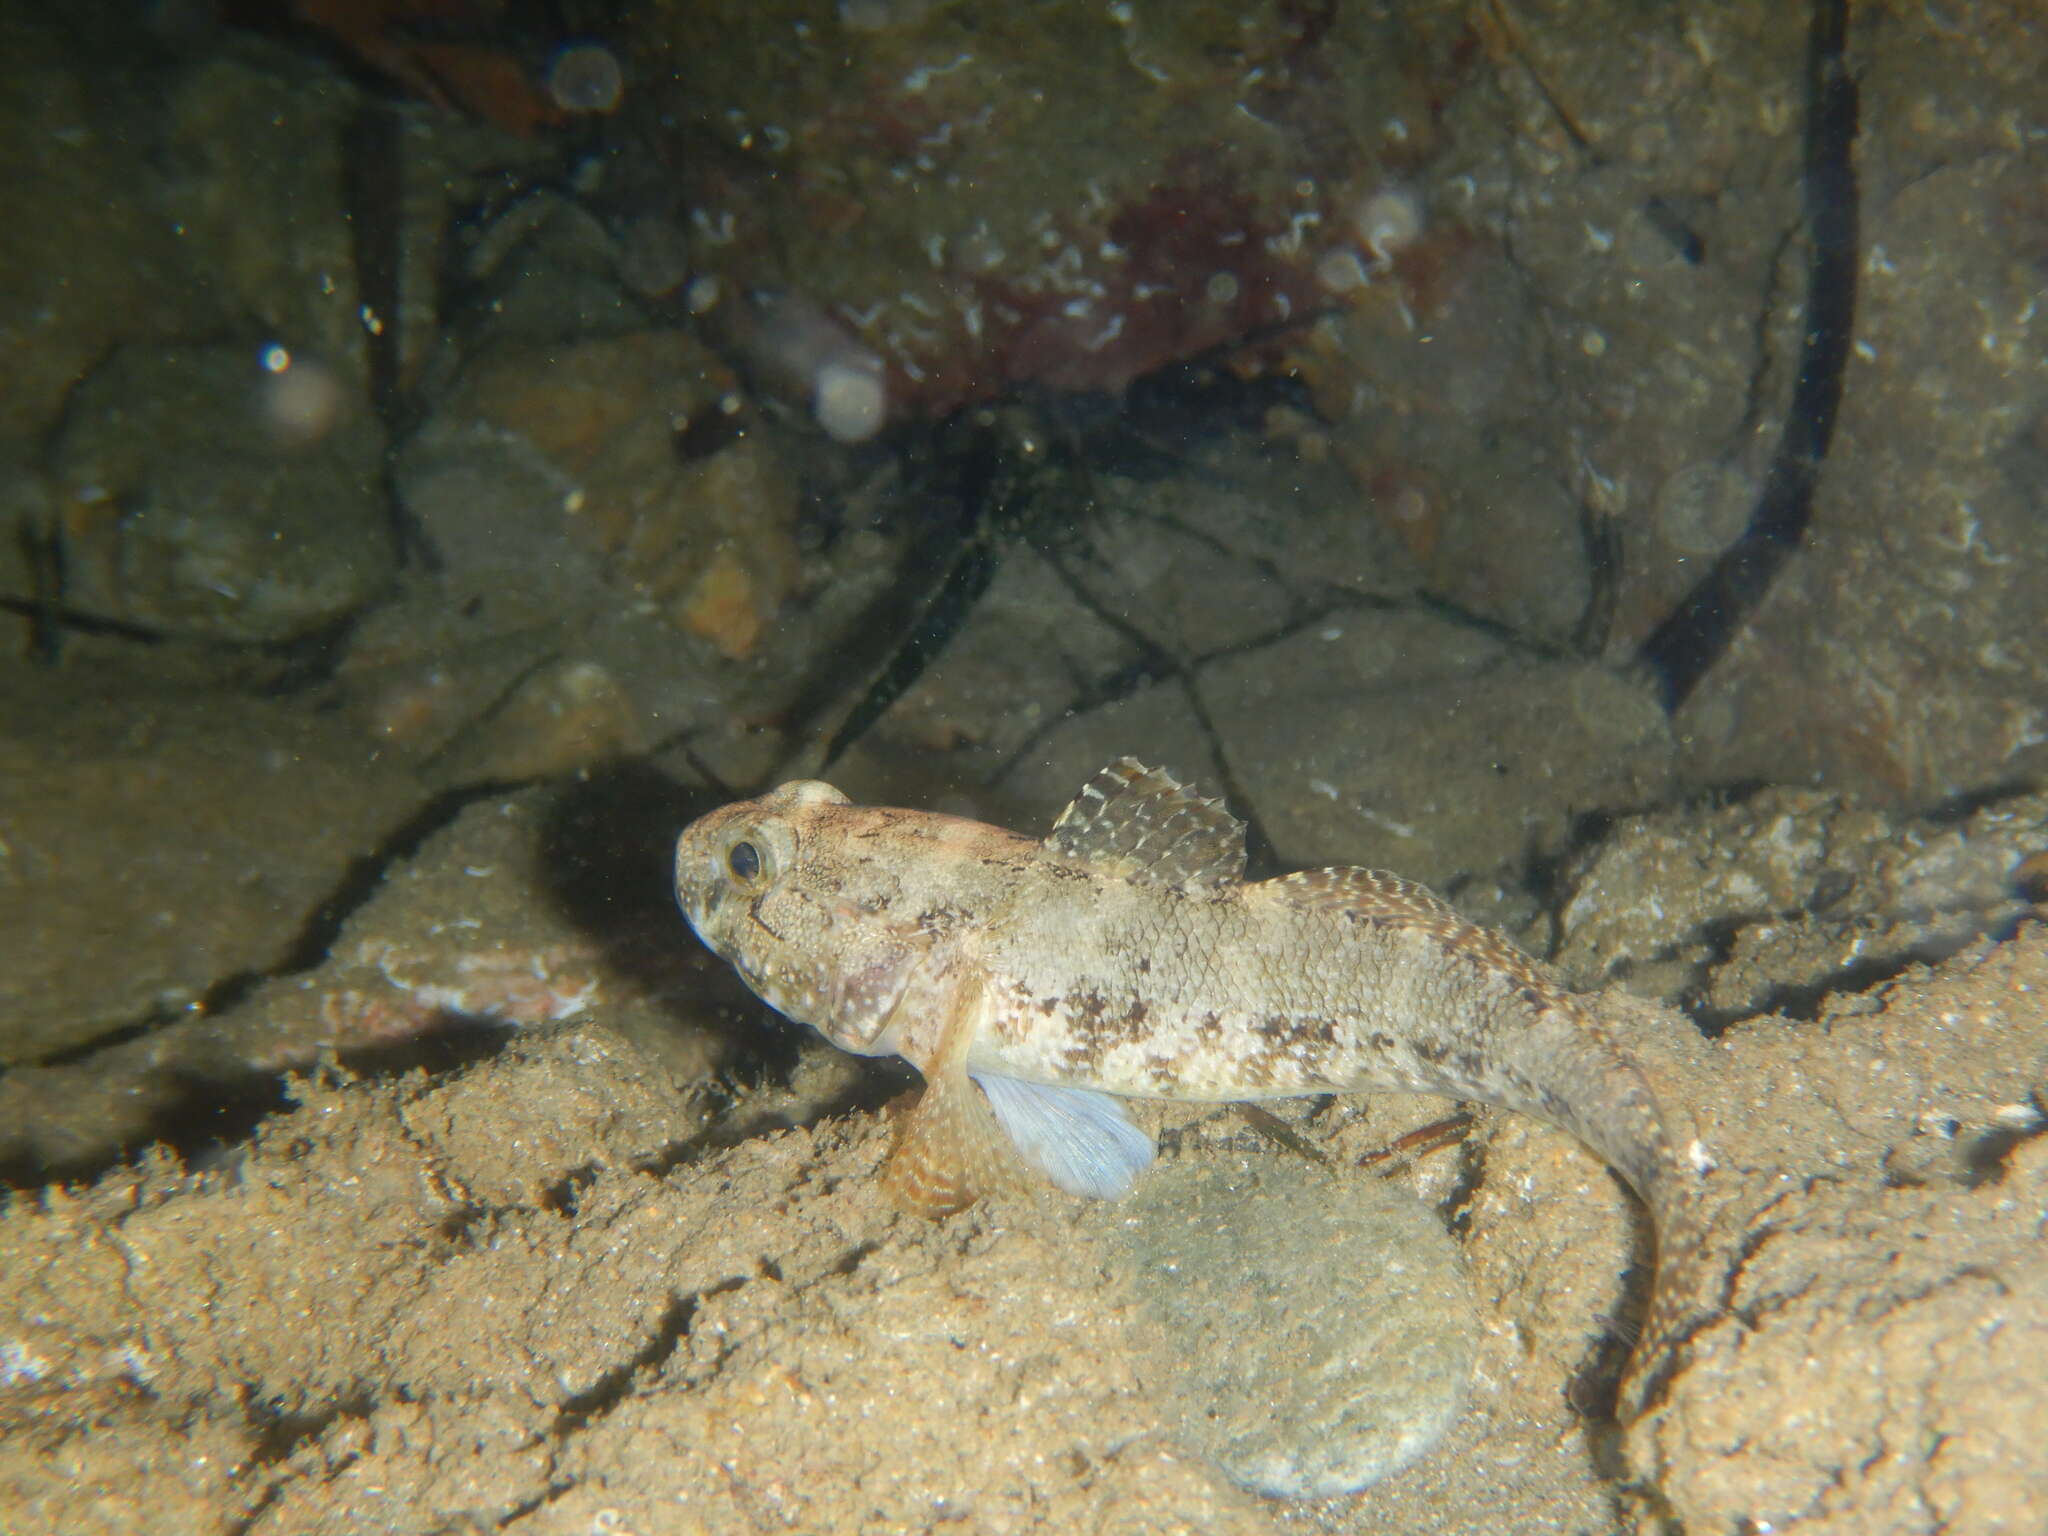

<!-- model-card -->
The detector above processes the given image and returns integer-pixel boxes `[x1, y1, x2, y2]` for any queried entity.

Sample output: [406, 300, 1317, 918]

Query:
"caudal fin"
[1620, 1171, 1722, 1420]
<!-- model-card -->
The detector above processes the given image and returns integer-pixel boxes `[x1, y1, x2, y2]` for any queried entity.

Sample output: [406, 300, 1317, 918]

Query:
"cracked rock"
[1554, 786, 2048, 1022]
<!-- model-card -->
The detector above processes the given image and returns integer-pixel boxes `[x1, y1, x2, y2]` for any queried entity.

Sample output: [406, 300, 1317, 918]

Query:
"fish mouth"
[673, 832, 733, 937]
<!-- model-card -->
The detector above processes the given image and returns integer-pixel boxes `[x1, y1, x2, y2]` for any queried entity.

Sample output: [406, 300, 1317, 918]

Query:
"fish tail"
[1619, 1152, 1720, 1421]
[1509, 999, 1717, 1419]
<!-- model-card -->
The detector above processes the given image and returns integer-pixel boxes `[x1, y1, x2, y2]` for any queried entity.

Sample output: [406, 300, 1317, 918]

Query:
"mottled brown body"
[675, 760, 1709, 1407]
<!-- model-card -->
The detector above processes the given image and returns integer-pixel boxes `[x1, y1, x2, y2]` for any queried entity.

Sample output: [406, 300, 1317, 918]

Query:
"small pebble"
[1099, 1154, 1477, 1499]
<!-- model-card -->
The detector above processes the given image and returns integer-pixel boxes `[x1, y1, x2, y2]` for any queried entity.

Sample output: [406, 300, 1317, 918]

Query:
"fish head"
[675, 779, 1017, 1058]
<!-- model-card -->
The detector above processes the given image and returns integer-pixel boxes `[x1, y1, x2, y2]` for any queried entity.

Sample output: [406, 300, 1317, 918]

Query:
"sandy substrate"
[3, 917, 2043, 1534]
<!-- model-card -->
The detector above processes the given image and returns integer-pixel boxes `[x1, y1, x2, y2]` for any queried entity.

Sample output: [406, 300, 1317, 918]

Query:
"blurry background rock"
[0, 11, 220, 445]
[347, 327, 822, 787]
[0, 9, 545, 447]
[0, 778, 735, 1180]
[165, 40, 404, 404]
[1281, 3, 1813, 651]
[45, 344, 396, 645]
[0, 671, 423, 1070]
[1674, 139, 2048, 799]
[1199, 611, 1672, 889]
[435, 331, 799, 660]
[617, 0, 1460, 428]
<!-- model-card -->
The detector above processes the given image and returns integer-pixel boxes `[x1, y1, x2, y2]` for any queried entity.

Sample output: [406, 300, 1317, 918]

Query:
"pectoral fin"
[971, 1073, 1155, 1200]
[882, 1068, 1019, 1217]
[881, 989, 1018, 1217]
[880, 987, 1158, 1212]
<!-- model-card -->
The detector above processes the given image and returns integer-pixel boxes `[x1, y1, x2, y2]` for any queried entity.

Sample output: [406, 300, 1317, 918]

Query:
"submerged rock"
[46, 343, 395, 644]
[0, 671, 421, 1069]
[1102, 1156, 1477, 1499]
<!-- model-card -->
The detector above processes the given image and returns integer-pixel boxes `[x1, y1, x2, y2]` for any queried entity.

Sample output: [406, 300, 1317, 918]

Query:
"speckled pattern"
[673, 759, 1710, 1405]
[1111, 1157, 1478, 1498]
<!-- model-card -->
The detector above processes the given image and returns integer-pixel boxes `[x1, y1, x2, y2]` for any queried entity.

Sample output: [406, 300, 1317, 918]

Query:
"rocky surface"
[427, 330, 802, 661]
[1, 4, 2046, 1533]
[1667, 3, 2048, 801]
[1252, 0, 1813, 656]
[46, 344, 396, 644]
[3, 926, 2043, 1535]
[0, 775, 730, 1180]
[1553, 785, 2048, 1021]
[0, 12, 217, 445]
[1199, 610, 1672, 889]
[1619, 935, 2048, 1535]
[621, 0, 1470, 426]
[0, 671, 423, 1069]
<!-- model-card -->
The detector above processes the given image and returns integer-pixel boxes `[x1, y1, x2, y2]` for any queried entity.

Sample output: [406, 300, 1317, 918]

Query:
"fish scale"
[674, 756, 1714, 1417]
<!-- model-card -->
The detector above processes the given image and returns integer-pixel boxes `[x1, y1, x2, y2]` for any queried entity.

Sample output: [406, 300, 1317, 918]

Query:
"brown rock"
[447, 332, 801, 659]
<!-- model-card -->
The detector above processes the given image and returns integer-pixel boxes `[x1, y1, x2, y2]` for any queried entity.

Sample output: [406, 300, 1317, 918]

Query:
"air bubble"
[814, 358, 887, 442]
[546, 43, 624, 115]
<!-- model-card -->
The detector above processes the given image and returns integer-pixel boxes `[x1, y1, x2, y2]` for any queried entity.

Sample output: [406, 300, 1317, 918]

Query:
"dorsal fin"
[881, 987, 1019, 1216]
[1263, 867, 1563, 1004]
[1262, 867, 1462, 922]
[1042, 758, 1246, 887]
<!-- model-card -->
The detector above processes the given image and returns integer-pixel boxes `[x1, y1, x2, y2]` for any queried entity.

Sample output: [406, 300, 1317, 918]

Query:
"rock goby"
[674, 758, 1711, 1409]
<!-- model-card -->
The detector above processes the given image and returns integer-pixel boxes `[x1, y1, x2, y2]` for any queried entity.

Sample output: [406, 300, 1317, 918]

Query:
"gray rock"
[878, 544, 1140, 767]
[164, 36, 559, 413]
[1064, 482, 1302, 658]
[0, 13, 217, 443]
[165, 45, 377, 402]
[1668, 69, 2048, 803]
[1200, 606, 1672, 889]
[46, 344, 395, 643]
[1098, 1156, 1477, 1500]
[390, 411, 617, 636]
[1556, 786, 2048, 1020]
[1064, 456, 1419, 659]
[1000, 677, 1226, 833]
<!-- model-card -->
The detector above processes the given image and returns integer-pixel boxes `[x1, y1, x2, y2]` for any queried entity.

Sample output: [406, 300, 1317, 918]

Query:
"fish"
[674, 757, 1711, 1406]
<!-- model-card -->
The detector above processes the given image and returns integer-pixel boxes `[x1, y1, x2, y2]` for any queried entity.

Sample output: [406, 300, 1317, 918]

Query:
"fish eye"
[715, 817, 796, 893]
